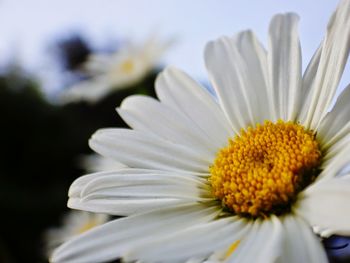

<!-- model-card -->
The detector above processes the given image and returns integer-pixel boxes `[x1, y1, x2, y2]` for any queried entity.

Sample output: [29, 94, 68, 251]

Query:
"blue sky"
[0, 0, 348, 96]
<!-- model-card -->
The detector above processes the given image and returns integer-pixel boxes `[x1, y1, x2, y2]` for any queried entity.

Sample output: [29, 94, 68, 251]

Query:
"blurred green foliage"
[0, 69, 157, 263]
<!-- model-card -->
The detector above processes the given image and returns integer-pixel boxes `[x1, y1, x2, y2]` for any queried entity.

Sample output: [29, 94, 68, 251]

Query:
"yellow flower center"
[120, 59, 135, 74]
[209, 120, 321, 218]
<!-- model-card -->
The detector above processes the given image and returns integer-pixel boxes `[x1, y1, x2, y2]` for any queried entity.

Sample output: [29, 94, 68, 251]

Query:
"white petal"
[68, 197, 187, 216]
[84, 54, 113, 75]
[89, 129, 211, 173]
[204, 31, 269, 133]
[155, 67, 233, 148]
[226, 216, 283, 263]
[68, 171, 111, 198]
[318, 142, 350, 181]
[124, 217, 250, 263]
[186, 257, 207, 263]
[69, 168, 206, 198]
[228, 31, 271, 124]
[297, 46, 322, 125]
[300, 0, 350, 129]
[317, 84, 350, 150]
[60, 76, 111, 104]
[268, 13, 302, 121]
[80, 171, 209, 197]
[68, 169, 213, 215]
[51, 203, 221, 263]
[118, 95, 216, 156]
[297, 176, 350, 237]
[279, 216, 328, 263]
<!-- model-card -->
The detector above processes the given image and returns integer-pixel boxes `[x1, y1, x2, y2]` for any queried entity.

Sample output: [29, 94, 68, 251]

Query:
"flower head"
[52, 0, 350, 262]
[60, 35, 170, 103]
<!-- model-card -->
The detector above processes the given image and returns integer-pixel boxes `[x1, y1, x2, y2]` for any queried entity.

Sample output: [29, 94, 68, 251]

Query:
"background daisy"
[44, 211, 109, 259]
[60, 36, 171, 103]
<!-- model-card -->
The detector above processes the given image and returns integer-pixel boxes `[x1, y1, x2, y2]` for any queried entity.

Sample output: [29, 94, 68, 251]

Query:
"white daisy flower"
[45, 211, 108, 259]
[60, 35, 171, 103]
[52, 0, 350, 262]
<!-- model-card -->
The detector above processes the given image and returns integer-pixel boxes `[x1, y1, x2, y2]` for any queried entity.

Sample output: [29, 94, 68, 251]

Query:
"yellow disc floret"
[209, 120, 321, 218]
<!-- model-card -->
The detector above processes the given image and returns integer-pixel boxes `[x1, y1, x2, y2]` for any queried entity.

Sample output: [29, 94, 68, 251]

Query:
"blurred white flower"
[60, 36, 171, 103]
[45, 211, 109, 258]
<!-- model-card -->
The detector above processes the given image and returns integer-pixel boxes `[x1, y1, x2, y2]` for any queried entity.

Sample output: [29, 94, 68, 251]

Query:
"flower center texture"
[209, 120, 321, 218]
[120, 59, 135, 74]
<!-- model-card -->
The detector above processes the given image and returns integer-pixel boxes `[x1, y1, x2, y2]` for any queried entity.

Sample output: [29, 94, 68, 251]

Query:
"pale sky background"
[0, 0, 349, 98]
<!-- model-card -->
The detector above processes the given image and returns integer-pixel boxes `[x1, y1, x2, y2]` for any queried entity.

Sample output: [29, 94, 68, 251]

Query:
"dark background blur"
[0, 36, 158, 262]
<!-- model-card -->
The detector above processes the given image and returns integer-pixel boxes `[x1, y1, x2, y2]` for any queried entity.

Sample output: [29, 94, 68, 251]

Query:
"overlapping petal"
[68, 169, 213, 215]
[155, 67, 233, 148]
[51, 203, 221, 263]
[299, 0, 350, 129]
[279, 216, 328, 263]
[118, 95, 218, 155]
[318, 143, 350, 181]
[89, 129, 211, 173]
[226, 216, 283, 263]
[268, 13, 302, 121]
[124, 217, 249, 263]
[297, 176, 350, 237]
[317, 84, 350, 150]
[205, 31, 270, 133]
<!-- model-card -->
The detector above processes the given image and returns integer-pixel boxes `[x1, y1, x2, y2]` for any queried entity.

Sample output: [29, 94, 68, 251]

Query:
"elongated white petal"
[89, 129, 211, 173]
[226, 216, 283, 263]
[68, 197, 187, 216]
[297, 44, 321, 125]
[268, 13, 302, 121]
[280, 216, 328, 263]
[51, 203, 221, 263]
[300, 0, 350, 129]
[118, 95, 217, 156]
[230, 31, 271, 124]
[124, 217, 250, 263]
[68, 172, 109, 198]
[297, 176, 350, 237]
[205, 31, 269, 133]
[68, 169, 211, 215]
[317, 84, 350, 150]
[155, 67, 233, 148]
[186, 257, 207, 263]
[322, 135, 350, 163]
[318, 143, 350, 181]
[69, 168, 206, 198]
[80, 181, 208, 200]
